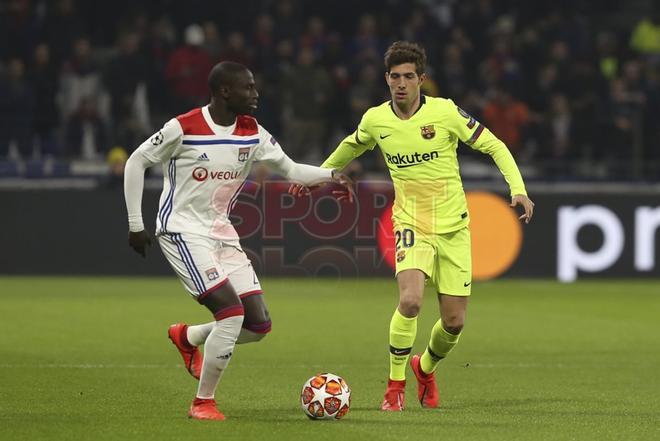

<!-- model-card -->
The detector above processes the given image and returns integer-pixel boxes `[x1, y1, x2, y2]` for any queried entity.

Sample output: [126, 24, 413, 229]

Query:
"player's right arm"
[124, 119, 182, 256]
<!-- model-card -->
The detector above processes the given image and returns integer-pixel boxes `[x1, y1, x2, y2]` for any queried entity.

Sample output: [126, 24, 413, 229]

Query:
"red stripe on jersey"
[232, 115, 258, 136]
[176, 108, 214, 135]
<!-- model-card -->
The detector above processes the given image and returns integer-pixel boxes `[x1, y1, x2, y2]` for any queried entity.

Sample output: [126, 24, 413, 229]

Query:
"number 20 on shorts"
[395, 228, 415, 250]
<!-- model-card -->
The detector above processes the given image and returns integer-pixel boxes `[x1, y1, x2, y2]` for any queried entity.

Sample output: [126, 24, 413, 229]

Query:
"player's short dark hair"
[208, 61, 250, 92]
[384, 41, 426, 75]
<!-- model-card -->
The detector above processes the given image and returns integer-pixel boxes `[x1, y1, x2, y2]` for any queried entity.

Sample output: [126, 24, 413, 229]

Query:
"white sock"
[186, 322, 214, 346]
[189, 322, 265, 347]
[196, 315, 243, 399]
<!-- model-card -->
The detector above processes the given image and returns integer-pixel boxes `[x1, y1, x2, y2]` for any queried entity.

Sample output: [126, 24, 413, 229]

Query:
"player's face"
[386, 63, 425, 106]
[227, 71, 259, 115]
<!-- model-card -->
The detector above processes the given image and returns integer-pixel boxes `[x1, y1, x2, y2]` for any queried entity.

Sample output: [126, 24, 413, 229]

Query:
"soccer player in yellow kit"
[294, 41, 534, 410]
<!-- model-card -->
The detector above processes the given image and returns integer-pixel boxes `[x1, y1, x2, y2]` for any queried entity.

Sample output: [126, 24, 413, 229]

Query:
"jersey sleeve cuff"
[128, 215, 145, 232]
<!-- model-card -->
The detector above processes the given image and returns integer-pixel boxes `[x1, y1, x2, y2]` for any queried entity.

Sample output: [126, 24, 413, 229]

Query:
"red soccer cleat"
[188, 398, 225, 420]
[381, 379, 406, 411]
[410, 354, 440, 408]
[168, 323, 202, 380]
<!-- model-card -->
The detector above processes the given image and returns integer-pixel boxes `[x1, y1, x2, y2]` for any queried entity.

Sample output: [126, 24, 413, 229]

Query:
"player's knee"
[398, 299, 421, 317]
[245, 320, 272, 340]
[442, 316, 464, 334]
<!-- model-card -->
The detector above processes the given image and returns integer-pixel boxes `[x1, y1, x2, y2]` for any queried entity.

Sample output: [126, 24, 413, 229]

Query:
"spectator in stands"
[538, 93, 573, 173]
[0, 58, 35, 159]
[282, 47, 333, 161]
[165, 24, 213, 112]
[104, 32, 151, 150]
[598, 78, 644, 165]
[144, 16, 176, 119]
[630, 8, 660, 61]
[30, 43, 60, 157]
[41, 0, 86, 62]
[482, 86, 530, 156]
[219, 31, 253, 67]
[202, 21, 223, 63]
[0, 0, 39, 61]
[350, 14, 383, 67]
[438, 43, 469, 101]
[271, 0, 302, 42]
[64, 96, 107, 159]
[58, 37, 105, 122]
[300, 16, 328, 59]
[252, 14, 275, 70]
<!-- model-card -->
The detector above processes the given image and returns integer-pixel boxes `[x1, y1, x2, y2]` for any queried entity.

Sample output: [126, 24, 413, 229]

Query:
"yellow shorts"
[394, 225, 472, 296]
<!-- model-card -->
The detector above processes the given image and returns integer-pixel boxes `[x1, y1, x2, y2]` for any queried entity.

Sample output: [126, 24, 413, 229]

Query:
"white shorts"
[158, 232, 262, 301]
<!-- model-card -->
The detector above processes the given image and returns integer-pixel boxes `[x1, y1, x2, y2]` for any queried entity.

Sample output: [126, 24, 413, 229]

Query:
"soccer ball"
[300, 373, 351, 420]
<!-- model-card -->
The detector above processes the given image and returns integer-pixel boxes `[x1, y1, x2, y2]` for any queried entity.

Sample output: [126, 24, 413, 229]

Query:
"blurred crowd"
[1, 0, 659, 180]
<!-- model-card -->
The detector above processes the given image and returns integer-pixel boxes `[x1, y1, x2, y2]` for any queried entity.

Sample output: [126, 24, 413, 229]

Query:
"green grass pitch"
[1, 277, 659, 441]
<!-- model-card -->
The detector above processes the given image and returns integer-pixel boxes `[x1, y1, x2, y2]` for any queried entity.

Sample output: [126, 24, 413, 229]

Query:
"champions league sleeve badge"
[150, 130, 164, 145]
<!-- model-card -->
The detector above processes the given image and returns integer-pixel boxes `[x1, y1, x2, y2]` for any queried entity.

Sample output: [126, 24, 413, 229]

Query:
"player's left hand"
[288, 183, 324, 198]
[330, 170, 355, 204]
[511, 194, 534, 224]
[128, 230, 152, 258]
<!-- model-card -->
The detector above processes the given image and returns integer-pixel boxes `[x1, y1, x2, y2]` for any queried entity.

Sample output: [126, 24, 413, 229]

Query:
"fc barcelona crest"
[238, 147, 250, 162]
[420, 125, 435, 140]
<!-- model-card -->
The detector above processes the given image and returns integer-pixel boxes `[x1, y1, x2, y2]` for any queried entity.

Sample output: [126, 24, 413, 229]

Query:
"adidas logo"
[197, 153, 209, 161]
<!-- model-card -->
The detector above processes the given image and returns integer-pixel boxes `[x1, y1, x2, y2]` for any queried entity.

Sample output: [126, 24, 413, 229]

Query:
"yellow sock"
[420, 319, 461, 374]
[389, 308, 417, 381]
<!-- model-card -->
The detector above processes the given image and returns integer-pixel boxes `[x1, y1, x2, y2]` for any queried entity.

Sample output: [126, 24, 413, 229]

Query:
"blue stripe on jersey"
[161, 159, 177, 231]
[172, 238, 204, 295]
[157, 159, 175, 232]
[172, 233, 206, 295]
[181, 138, 259, 146]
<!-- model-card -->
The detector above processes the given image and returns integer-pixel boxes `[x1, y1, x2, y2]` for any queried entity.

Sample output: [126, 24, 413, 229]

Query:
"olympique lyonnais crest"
[420, 125, 435, 140]
[238, 147, 250, 162]
[205, 268, 219, 281]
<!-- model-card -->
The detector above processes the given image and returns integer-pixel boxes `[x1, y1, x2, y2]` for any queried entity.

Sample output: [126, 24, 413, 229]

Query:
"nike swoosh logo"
[396, 163, 423, 169]
[380, 134, 392, 139]
[464, 282, 471, 287]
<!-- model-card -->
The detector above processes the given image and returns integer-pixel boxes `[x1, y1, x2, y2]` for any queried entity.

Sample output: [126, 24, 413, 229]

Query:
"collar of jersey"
[202, 105, 236, 135]
[389, 94, 426, 119]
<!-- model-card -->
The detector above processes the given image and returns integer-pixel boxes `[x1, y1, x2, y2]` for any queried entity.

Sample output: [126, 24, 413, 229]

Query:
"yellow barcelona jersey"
[322, 95, 527, 235]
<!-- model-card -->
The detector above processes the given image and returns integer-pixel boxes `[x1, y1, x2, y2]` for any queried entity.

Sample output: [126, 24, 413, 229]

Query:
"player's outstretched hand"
[128, 230, 152, 258]
[511, 194, 535, 224]
[288, 183, 314, 198]
[331, 171, 355, 204]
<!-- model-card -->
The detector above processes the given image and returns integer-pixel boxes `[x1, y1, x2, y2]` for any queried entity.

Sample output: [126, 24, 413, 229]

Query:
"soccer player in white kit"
[123, 61, 353, 420]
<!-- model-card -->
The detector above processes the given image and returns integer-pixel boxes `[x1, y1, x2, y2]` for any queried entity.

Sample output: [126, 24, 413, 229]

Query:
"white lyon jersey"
[135, 106, 323, 243]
